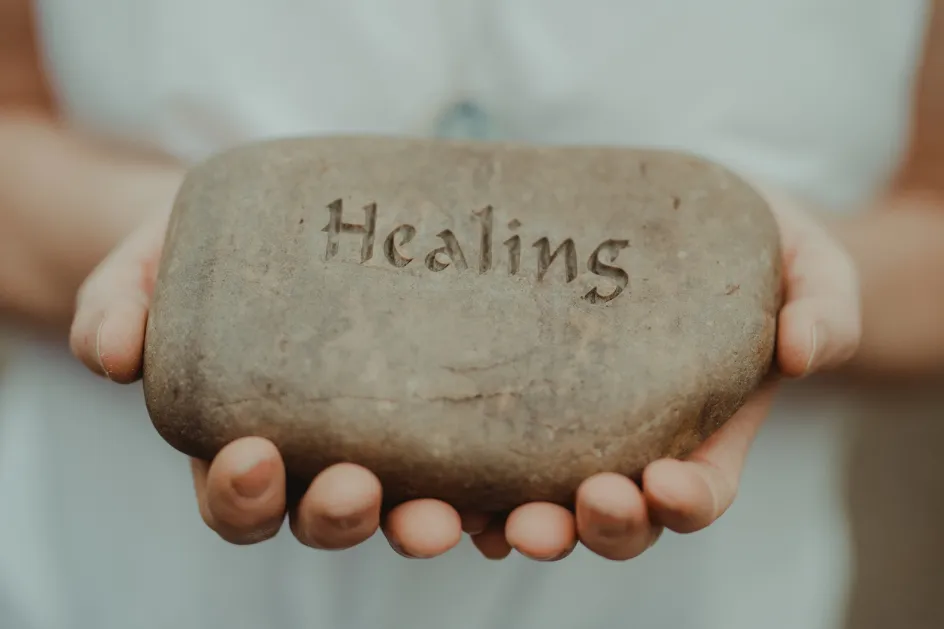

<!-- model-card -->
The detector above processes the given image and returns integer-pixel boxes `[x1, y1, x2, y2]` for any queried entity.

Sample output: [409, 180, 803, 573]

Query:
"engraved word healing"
[320, 199, 629, 303]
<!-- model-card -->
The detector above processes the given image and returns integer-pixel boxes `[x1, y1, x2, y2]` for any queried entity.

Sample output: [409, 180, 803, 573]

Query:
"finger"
[290, 463, 382, 550]
[778, 293, 860, 377]
[644, 382, 777, 533]
[70, 212, 170, 383]
[383, 499, 463, 558]
[460, 511, 492, 536]
[576, 473, 661, 561]
[201, 437, 286, 544]
[755, 184, 862, 376]
[190, 457, 214, 528]
[505, 502, 576, 561]
[471, 517, 513, 560]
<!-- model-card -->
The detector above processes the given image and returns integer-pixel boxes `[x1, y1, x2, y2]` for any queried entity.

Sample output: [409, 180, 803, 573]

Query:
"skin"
[2, 0, 943, 561]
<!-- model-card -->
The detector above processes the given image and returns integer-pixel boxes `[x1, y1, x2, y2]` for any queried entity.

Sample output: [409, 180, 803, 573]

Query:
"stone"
[142, 136, 782, 512]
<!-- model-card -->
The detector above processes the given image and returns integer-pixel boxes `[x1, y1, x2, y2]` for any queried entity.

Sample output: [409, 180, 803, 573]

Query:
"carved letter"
[383, 224, 416, 268]
[584, 239, 629, 303]
[532, 237, 578, 283]
[321, 199, 377, 263]
[473, 205, 493, 273]
[504, 219, 521, 275]
[425, 230, 468, 272]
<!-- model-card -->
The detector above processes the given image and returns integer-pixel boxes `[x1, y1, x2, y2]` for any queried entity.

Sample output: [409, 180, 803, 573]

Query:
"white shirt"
[0, 1, 931, 627]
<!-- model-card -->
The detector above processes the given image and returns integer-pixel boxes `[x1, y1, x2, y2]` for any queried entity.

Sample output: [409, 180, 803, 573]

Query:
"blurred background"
[844, 375, 944, 629]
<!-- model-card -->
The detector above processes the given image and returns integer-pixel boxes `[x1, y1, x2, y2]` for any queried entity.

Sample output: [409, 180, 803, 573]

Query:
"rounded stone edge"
[140, 135, 787, 509]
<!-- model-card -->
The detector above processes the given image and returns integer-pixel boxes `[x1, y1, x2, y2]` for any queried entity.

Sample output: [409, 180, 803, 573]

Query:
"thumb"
[644, 381, 778, 533]
[775, 220, 861, 377]
[777, 295, 860, 377]
[745, 178, 862, 377]
[69, 211, 170, 383]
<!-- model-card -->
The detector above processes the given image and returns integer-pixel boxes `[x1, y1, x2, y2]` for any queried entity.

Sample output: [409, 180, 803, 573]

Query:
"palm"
[70, 183, 860, 561]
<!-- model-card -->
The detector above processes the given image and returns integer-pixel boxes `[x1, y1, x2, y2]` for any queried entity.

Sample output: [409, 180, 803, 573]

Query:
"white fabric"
[1, 1, 931, 627]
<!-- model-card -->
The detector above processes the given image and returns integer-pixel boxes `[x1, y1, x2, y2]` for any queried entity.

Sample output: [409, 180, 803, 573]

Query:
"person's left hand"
[70, 184, 860, 562]
[457, 185, 862, 561]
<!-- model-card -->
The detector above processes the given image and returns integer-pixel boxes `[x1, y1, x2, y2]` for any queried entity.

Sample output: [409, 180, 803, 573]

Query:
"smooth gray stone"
[142, 136, 782, 512]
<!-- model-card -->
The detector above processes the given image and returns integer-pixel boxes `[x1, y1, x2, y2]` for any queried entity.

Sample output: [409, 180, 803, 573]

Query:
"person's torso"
[0, 1, 932, 628]
[36, 0, 929, 207]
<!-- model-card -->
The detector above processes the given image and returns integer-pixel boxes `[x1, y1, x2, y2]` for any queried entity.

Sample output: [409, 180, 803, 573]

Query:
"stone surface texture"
[143, 136, 782, 511]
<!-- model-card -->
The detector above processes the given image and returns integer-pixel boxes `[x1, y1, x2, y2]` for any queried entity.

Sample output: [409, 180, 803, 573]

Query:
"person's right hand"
[69, 209, 491, 558]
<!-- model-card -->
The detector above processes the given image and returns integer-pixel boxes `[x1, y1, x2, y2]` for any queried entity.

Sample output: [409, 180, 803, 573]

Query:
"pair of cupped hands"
[70, 182, 861, 562]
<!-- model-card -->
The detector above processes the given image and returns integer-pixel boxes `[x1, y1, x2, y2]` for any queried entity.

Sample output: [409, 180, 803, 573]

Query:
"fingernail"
[95, 317, 111, 380]
[231, 455, 274, 499]
[804, 323, 826, 375]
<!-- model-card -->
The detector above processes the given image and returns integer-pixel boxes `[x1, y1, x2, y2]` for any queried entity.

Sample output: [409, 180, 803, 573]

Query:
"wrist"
[828, 196, 944, 376]
[0, 113, 185, 328]
[80, 160, 184, 274]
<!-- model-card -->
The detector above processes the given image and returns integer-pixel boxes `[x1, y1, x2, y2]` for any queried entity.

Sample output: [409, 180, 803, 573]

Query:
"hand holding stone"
[69, 138, 860, 560]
